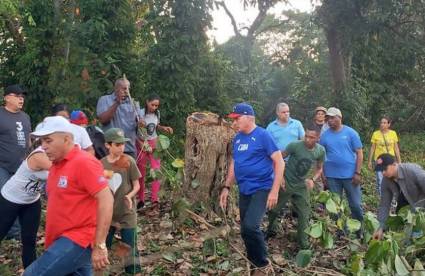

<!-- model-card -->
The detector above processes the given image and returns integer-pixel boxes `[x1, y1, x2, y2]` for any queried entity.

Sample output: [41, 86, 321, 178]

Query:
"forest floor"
[1, 133, 425, 275]
[0, 190, 372, 276]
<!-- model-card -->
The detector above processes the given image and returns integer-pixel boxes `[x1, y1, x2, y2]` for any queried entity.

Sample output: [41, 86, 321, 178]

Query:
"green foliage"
[310, 189, 425, 274]
[0, 0, 141, 124]
[139, 0, 220, 136]
[295, 249, 312, 268]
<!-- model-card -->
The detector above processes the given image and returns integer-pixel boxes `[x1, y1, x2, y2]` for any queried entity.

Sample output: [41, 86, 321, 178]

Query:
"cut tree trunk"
[184, 112, 236, 215]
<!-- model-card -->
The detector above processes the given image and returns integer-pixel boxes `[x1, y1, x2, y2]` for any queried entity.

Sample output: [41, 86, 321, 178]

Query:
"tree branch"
[1, 16, 24, 46]
[215, 1, 241, 37]
[247, 0, 276, 39]
[254, 19, 290, 37]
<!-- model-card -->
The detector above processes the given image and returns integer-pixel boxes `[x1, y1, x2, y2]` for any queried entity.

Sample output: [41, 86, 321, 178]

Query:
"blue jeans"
[375, 171, 383, 195]
[0, 167, 21, 239]
[106, 227, 141, 274]
[326, 178, 363, 222]
[239, 190, 269, 268]
[23, 236, 92, 276]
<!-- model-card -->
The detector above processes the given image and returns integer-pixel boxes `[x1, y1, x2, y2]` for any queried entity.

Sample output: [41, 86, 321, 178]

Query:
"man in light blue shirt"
[266, 103, 304, 154]
[96, 78, 143, 158]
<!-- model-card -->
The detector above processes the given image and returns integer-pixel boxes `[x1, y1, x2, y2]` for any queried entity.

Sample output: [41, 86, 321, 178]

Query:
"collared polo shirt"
[266, 118, 305, 151]
[45, 146, 108, 249]
[96, 93, 141, 154]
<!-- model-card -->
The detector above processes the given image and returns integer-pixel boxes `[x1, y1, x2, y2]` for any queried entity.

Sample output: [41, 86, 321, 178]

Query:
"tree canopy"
[1, 0, 425, 134]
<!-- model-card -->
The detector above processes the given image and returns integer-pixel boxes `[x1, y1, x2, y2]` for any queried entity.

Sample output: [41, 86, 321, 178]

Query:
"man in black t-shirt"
[0, 84, 31, 239]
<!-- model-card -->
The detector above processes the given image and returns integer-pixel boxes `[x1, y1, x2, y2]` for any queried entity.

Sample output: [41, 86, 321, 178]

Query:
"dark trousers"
[106, 226, 142, 274]
[0, 168, 21, 239]
[267, 185, 311, 249]
[0, 193, 41, 268]
[239, 190, 269, 268]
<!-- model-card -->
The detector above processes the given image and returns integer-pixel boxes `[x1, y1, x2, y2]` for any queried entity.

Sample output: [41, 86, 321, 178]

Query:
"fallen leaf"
[206, 256, 217, 262]
[179, 261, 193, 270]
[112, 241, 131, 258]
[272, 253, 287, 266]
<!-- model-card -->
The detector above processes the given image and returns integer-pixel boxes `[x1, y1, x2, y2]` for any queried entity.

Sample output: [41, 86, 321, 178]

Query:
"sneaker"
[137, 201, 145, 211]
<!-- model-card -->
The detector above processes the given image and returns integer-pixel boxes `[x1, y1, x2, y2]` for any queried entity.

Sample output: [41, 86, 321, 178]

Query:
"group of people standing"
[220, 102, 425, 275]
[0, 79, 172, 275]
[1, 80, 424, 275]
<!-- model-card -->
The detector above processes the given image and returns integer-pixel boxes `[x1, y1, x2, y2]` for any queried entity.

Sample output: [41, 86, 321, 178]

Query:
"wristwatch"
[95, 242, 107, 250]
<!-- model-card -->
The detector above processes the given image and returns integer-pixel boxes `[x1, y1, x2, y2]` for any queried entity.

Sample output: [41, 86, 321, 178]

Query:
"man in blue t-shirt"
[219, 103, 284, 274]
[266, 102, 304, 155]
[320, 107, 364, 224]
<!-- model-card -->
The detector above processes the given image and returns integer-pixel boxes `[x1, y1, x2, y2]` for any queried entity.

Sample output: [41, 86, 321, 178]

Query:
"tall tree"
[0, 0, 140, 123]
[139, 0, 215, 135]
[214, 0, 286, 100]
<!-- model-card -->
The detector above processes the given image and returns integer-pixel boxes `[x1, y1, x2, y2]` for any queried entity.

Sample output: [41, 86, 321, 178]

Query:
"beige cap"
[326, 107, 342, 118]
[315, 106, 327, 113]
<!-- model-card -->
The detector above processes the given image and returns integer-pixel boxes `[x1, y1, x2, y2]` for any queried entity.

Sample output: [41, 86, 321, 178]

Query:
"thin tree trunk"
[326, 26, 347, 99]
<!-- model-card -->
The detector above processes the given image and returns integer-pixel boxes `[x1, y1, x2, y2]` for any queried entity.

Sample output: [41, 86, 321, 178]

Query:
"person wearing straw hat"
[24, 116, 114, 276]
[101, 128, 142, 275]
[96, 77, 144, 159]
[312, 106, 329, 135]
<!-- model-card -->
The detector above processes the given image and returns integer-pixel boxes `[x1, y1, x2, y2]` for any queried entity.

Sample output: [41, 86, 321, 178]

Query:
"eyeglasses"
[7, 93, 25, 99]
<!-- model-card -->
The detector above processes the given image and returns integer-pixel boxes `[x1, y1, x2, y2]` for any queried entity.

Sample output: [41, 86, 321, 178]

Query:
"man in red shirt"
[24, 116, 114, 275]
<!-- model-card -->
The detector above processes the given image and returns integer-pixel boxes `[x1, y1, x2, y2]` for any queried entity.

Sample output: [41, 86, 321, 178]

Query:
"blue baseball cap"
[227, 103, 255, 119]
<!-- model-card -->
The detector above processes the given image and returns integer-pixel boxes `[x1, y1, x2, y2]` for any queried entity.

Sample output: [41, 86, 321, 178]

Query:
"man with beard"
[219, 103, 284, 276]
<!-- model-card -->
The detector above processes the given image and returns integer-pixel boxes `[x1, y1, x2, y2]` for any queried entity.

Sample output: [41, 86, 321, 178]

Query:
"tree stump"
[184, 112, 236, 215]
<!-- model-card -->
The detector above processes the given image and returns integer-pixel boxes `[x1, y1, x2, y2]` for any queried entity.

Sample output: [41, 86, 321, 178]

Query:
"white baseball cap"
[32, 116, 74, 137]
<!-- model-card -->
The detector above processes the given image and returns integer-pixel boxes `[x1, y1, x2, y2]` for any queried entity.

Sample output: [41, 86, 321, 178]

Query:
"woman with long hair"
[136, 94, 173, 214]
[368, 116, 401, 195]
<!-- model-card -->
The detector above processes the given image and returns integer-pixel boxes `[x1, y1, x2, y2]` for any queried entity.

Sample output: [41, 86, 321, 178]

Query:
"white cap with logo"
[31, 116, 74, 137]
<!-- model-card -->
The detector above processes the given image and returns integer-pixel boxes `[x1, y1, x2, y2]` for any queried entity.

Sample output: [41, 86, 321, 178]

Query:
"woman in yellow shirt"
[368, 116, 401, 195]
